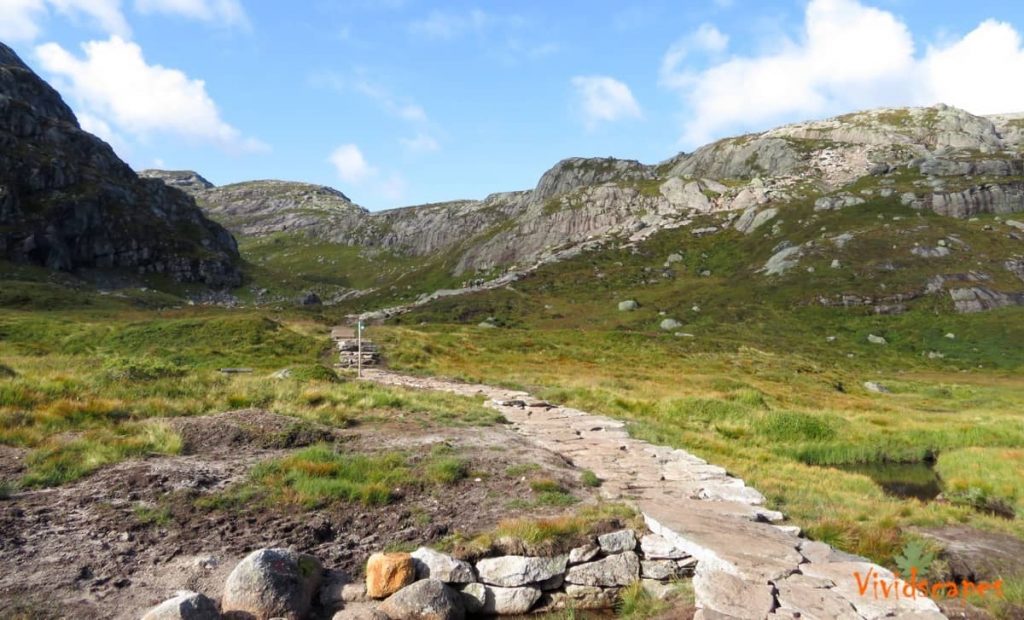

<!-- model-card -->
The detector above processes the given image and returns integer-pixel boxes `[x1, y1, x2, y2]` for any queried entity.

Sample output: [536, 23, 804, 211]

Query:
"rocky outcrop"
[921, 184, 1024, 218]
[195, 180, 367, 238]
[138, 169, 214, 196]
[0, 42, 240, 287]
[532, 157, 654, 203]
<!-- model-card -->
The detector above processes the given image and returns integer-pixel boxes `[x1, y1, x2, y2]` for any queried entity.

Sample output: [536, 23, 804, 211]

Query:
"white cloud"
[327, 144, 407, 203]
[400, 132, 440, 153]
[49, 0, 130, 36]
[35, 36, 267, 153]
[570, 75, 642, 130]
[1, 0, 131, 40]
[923, 20, 1024, 115]
[134, 0, 248, 28]
[0, 0, 46, 42]
[328, 144, 376, 184]
[409, 8, 489, 40]
[662, 0, 1024, 146]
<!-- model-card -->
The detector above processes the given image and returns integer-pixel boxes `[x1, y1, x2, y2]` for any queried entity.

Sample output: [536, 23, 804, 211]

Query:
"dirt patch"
[168, 408, 337, 455]
[0, 444, 27, 483]
[0, 411, 601, 619]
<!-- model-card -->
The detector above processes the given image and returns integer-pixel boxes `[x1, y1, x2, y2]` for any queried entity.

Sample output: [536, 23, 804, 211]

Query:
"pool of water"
[836, 461, 942, 502]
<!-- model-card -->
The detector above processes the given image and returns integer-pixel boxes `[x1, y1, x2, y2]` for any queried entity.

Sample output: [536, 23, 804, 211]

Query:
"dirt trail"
[361, 369, 948, 620]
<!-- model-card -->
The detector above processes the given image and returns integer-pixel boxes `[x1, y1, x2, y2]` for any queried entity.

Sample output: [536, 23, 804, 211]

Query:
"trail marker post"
[357, 320, 363, 378]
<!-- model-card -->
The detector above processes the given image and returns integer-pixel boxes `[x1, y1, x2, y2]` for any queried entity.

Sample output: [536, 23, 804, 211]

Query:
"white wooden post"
[357, 320, 363, 378]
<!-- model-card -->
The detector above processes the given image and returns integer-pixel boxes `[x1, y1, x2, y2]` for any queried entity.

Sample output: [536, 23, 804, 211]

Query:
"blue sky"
[4, 1, 1024, 210]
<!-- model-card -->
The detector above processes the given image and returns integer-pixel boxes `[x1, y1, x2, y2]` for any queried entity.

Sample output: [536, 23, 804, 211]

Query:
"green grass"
[616, 581, 669, 619]
[581, 470, 602, 487]
[224, 442, 477, 509]
[0, 307, 498, 488]
[937, 448, 1024, 517]
[250, 445, 412, 507]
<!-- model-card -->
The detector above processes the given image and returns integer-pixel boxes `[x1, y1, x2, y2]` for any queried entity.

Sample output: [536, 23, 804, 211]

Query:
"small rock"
[641, 560, 683, 581]
[320, 570, 358, 608]
[459, 583, 486, 614]
[142, 591, 220, 620]
[477, 321, 497, 329]
[471, 584, 542, 615]
[927, 351, 945, 360]
[825, 336, 837, 343]
[597, 529, 637, 554]
[830, 259, 841, 269]
[659, 318, 682, 331]
[640, 534, 689, 560]
[945, 333, 956, 339]
[617, 300, 639, 312]
[864, 381, 890, 394]
[411, 548, 475, 584]
[665, 253, 683, 264]
[867, 334, 887, 345]
[366, 552, 416, 599]
[222, 548, 322, 620]
[568, 543, 600, 565]
[378, 579, 465, 620]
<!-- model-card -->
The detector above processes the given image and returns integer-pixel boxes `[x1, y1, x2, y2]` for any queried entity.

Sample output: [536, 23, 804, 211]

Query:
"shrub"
[101, 356, 186, 382]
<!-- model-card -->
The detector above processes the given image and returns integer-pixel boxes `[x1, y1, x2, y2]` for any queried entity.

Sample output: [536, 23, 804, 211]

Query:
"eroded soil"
[0, 409, 598, 619]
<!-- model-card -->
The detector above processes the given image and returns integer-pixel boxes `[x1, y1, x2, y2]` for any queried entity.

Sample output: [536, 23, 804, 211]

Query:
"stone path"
[361, 369, 946, 620]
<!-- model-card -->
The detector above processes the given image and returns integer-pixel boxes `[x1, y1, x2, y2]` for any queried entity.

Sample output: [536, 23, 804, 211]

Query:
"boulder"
[864, 381, 890, 394]
[597, 529, 637, 554]
[659, 318, 681, 331]
[378, 579, 465, 620]
[222, 548, 322, 620]
[565, 551, 640, 587]
[917, 525, 1024, 582]
[142, 591, 220, 620]
[366, 552, 417, 599]
[475, 554, 567, 588]
[641, 579, 677, 601]
[411, 547, 475, 584]
[617, 300, 639, 311]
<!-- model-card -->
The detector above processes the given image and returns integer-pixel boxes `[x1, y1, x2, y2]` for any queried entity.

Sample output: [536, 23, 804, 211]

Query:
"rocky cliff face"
[0, 42, 240, 287]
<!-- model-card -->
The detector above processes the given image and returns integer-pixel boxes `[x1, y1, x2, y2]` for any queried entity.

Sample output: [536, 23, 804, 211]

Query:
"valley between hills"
[2, 38, 1024, 620]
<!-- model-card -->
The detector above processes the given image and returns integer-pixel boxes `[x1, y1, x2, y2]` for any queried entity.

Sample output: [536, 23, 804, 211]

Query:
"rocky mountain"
[170, 104, 1024, 288]
[0, 42, 240, 287]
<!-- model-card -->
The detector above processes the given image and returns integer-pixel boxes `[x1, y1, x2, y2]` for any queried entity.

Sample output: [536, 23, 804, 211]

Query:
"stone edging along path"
[361, 369, 947, 620]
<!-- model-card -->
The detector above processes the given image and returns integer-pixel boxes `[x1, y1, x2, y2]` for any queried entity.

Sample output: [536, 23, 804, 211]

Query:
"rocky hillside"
[0, 42, 240, 287]
[167, 105, 1024, 285]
